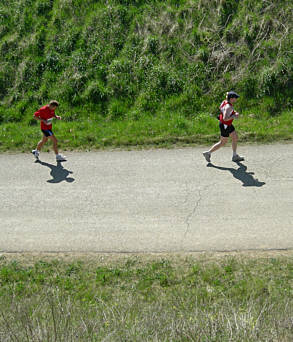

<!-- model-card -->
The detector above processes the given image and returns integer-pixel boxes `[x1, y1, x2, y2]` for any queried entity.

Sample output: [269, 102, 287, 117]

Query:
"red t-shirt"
[34, 105, 55, 130]
[219, 100, 235, 126]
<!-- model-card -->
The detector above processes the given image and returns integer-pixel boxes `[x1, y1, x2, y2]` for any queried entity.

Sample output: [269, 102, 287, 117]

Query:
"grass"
[0, 110, 293, 152]
[1, 0, 293, 152]
[1, 0, 293, 140]
[0, 252, 293, 341]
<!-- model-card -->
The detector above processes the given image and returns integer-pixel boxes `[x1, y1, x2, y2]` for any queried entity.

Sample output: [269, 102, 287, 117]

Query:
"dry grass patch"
[0, 251, 293, 341]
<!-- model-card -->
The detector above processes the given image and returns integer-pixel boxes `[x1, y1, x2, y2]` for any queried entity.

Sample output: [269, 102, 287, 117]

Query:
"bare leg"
[230, 131, 238, 154]
[203, 136, 228, 162]
[230, 131, 244, 161]
[48, 135, 59, 155]
[36, 136, 48, 151]
[209, 136, 228, 153]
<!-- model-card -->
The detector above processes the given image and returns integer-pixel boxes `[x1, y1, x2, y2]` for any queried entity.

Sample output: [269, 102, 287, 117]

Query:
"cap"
[227, 91, 240, 99]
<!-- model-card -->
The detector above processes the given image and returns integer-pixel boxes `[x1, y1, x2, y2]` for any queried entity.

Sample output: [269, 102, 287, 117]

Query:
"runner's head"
[49, 100, 59, 110]
[226, 91, 240, 99]
[226, 91, 240, 103]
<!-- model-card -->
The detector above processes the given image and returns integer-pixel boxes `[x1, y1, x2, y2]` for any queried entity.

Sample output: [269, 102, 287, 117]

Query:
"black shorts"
[219, 123, 235, 137]
[42, 129, 54, 137]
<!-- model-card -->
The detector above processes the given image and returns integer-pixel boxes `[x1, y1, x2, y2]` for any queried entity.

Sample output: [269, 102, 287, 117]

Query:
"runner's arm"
[34, 109, 50, 124]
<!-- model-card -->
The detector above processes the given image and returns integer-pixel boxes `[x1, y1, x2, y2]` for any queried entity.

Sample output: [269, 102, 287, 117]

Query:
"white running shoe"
[203, 151, 211, 162]
[232, 154, 244, 162]
[56, 154, 67, 162]
[32, 150, 39, 159]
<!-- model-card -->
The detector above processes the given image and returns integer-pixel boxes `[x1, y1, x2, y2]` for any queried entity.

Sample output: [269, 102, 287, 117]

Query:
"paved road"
[1, 144, 293, 253]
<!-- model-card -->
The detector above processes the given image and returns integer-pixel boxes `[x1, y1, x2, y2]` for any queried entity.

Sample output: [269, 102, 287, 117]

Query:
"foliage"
[0, 0, 293, 150]
[0, 0, 292, 148]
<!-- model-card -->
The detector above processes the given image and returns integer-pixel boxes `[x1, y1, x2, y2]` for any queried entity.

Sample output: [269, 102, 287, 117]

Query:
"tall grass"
[0, 254, 293, 341]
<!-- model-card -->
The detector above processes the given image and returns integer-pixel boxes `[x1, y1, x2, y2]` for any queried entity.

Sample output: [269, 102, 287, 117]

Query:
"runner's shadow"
[36, 160, 75, 183]
[207, 161, 265, 187]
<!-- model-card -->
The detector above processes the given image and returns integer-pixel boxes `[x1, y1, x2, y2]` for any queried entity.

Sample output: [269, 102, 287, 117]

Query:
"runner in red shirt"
[32, 100, 66, 161]
[203, 91, 244, 163]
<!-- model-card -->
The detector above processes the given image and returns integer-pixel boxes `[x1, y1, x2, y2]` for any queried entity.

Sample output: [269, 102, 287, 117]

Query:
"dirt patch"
[1, 249, 293, 266]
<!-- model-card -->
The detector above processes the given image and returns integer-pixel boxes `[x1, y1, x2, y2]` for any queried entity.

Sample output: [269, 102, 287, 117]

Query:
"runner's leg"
[209, 136, 228, 153]
[230, 130, 238, 155]
[48, 135, 59, 155]
[36, 135, 48, 151]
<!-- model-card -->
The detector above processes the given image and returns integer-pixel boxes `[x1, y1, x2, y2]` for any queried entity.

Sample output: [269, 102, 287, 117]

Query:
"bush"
[107, 98, 129, 120]
[107, 57, 135, 98]
[82, 80, 108, 103]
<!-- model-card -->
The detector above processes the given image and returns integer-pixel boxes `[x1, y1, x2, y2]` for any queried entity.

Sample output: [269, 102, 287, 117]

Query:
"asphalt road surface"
[1, 144, 293, 253]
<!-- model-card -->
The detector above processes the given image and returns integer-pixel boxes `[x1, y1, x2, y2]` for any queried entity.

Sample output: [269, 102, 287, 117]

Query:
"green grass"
[0, 253, 293, 341]
[1, 0, 293, 147]
[0, 110, 293, 152]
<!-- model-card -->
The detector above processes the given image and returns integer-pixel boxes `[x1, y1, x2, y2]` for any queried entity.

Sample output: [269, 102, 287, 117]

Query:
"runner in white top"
[203, 91, 244, 163]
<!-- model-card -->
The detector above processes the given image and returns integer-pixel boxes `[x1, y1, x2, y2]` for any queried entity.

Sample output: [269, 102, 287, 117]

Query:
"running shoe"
[56, 154, 67, 162]
[232, 154, 244, 162]
[203, 151, 211, 162]
[31, 150, 39, 159]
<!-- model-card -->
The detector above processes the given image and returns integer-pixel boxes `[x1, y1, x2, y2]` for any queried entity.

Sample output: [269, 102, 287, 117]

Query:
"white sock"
[233, 151, 237, 157]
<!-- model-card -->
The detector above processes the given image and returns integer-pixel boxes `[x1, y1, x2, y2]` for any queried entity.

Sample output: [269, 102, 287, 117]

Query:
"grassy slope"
[0, 0, 293, 151]
[1, 253, 293, 341]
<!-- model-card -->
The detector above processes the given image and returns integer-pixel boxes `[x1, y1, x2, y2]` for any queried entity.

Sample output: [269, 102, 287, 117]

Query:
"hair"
[49, 100, 59, 107]
[226, 92, 235, 100]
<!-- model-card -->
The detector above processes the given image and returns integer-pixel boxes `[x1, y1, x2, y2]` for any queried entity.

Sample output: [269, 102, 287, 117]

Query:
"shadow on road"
[36, 160, 75, 183]
[207, 161, 265, 187]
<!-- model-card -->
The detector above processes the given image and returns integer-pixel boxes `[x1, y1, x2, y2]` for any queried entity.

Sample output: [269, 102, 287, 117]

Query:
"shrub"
[107, 98, 129, 120]
[82, 80, 108, 103]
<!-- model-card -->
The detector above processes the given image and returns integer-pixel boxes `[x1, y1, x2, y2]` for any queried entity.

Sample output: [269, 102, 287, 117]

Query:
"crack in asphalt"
[183, 183, 216, 238]
[184, 188, 202, 237]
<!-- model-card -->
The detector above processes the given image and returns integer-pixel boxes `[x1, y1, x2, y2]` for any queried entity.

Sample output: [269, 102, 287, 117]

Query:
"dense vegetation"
[0, 0, 293, 149]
